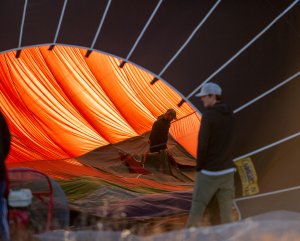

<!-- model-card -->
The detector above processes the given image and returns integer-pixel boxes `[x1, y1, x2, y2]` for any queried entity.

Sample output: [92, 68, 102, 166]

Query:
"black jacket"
[0, 112, 11, 181]
[149, 115, 171, 152]
[196, 102, 235, 172]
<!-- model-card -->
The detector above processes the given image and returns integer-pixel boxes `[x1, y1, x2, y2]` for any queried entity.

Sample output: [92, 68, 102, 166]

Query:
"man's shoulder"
[202, 108, 216, 117]
[203, 106, 233, 123]
[208, 103, 233, 115]
[155, 116, 164, 123]
[153, 116, 168, 126]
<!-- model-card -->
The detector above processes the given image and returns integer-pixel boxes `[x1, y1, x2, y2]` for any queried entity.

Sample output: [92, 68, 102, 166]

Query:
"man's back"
[196, 102, 235, 171]
[149, 115, 170, 152]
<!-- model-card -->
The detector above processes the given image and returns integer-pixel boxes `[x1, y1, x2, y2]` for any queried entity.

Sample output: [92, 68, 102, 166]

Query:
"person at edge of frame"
[186, 82, 236, 227]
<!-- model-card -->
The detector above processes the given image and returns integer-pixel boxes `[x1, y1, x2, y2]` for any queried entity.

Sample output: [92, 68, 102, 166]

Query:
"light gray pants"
[186, 171, 235, 227]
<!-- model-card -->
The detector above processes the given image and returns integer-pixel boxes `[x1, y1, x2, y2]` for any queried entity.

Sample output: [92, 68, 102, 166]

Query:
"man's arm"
[196, 112, 210, 170]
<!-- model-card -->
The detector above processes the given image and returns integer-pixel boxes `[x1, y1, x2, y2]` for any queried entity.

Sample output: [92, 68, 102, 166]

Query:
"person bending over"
[148, 109, 176, 153]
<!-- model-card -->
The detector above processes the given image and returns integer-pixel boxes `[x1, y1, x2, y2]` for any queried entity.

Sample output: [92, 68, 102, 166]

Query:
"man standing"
[0, 111, 11, 241]
[186, 82, 236, 227]
[148, 108, 176, 153]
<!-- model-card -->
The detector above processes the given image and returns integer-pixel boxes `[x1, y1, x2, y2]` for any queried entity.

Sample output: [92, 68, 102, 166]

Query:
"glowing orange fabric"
[0, 46, 199, 164]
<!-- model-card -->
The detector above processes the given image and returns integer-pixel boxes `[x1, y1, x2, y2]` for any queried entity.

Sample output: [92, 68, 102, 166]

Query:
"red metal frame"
[8, 168, 54, 231]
